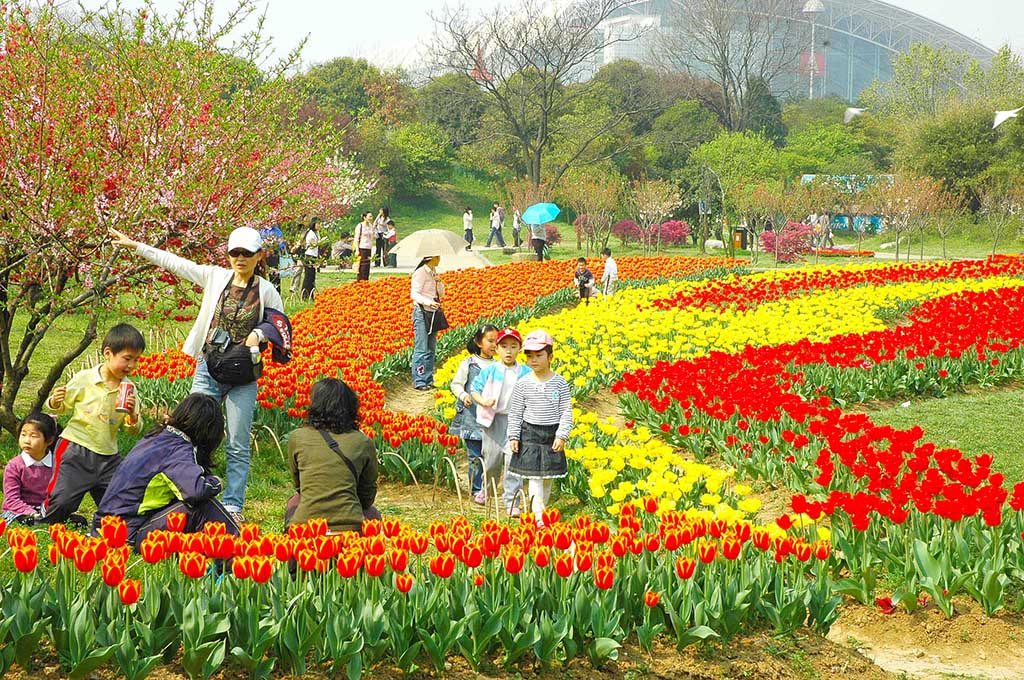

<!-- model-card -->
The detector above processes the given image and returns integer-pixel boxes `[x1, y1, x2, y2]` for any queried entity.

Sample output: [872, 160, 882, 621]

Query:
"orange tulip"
[101, 557, 126, 587]
[644, 591, 661, 608]
[594, 565, 614, 590]
[179, 552, 207, 579]
[250, 556, 274, 583]
[675, 556, 696, 580]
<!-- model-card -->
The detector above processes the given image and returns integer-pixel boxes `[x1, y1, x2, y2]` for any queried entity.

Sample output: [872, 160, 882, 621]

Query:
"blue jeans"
[411, 308, 437, 388]
[486, 227, 505, 247]
[191, 357, 258, 512]
[466, 438, 483, 495]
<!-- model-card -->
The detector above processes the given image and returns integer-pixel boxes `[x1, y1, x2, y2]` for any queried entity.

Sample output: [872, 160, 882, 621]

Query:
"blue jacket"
[97, 427, 222, 539]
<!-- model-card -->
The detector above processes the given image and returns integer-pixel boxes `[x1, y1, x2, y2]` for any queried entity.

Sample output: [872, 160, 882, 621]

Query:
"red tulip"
[533, 546, 551, 568]
[118, 578, 142, 605]
[575, 549, 594, 572]
[473, 573, 485, 587]
[721, 536, 742, 561]
[460, 543, 483, 569]
[554, 553, 574, 578]
[232, 556, 251, 580]
[429, 553, 455, 578]
[813, 540, 831, 561]
[73, 543, 98, 573]
[139, 536, 166, 564]
[504, 549, 525, 575]
[166, 512, 187, 532]
[100, 516, 128, 548]
[240, 523, 261, 543]
[388, 548, 408, 573]
[644, 591, 661, 607]
[296, 549, 319, 573]
[541, 507, 561, 526]
[48, 543, 60, 565]
[13, 545, 38, 572]
[593, 565, 614, 590]
[101, 557, 126, 587]
[365, 553, 387, 577]
[179, 552, 207, 579]
[250, 556, 274, 583]
[675, 556, 696, 580]
[395, 572, 413, 593]
[336, 551, 363, 578]
[697, 539, 717, 564]
[307, 517, 329, 536]
[0, 517, 6, 538]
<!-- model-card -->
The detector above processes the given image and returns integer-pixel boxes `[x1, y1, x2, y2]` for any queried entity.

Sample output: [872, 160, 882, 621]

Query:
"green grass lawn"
[866, 387, 1024, 485]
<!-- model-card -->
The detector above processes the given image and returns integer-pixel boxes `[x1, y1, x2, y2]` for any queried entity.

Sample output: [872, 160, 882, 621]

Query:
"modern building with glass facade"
[597, 0, 996, 102]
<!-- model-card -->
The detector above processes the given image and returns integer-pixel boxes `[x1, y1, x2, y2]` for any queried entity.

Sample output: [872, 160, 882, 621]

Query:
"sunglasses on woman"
[229, 249, 258, 258]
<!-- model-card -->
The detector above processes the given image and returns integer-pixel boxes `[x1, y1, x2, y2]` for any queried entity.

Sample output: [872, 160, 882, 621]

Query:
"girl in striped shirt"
[507, 330, 573, 525]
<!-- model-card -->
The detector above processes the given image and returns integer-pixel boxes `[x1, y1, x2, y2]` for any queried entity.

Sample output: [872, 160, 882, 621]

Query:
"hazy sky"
[78, 0, 1020, 69]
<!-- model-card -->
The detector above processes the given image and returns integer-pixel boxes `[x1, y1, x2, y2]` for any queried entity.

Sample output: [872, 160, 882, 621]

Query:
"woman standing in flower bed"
[109, 226, 284, 522]
[285, 378, 379, 533]
[508, 330, 573, 522]
[95, 393, 238, 547]
[410, 255, 447, 390]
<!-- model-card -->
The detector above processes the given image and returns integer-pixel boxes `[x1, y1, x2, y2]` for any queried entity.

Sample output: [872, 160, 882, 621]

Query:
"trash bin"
[731, 227, 748, 250]
[386, 252, 397, 268]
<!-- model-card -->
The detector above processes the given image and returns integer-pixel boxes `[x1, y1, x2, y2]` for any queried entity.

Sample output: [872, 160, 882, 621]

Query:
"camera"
[209, 327, 232, 352]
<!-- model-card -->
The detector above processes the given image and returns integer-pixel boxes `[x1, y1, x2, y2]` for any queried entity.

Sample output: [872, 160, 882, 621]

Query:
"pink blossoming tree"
[0, 0, 370, 433]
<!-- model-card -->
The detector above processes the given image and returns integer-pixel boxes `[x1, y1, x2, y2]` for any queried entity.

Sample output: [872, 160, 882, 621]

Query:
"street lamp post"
[803, 0, 825, 100]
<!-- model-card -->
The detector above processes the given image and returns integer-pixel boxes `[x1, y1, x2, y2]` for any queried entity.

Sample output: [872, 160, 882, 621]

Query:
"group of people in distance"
[463, 203, 525, 252]
[2, 225, 619, 544]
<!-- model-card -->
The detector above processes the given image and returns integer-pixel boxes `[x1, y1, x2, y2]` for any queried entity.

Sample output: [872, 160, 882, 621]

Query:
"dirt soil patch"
[828, 598, 1024, 679]
[9, 628, 897, 680]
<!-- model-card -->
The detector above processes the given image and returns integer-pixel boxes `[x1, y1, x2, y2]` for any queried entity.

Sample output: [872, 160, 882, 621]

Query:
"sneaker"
[473, 489, 487, 506]
[507, 505, 521, 518]
[228, 511, 245, 525]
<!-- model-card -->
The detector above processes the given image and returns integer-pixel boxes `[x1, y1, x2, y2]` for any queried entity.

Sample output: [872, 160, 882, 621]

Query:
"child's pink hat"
[522, 330, 554, 351]
[496, 328, 522, 345]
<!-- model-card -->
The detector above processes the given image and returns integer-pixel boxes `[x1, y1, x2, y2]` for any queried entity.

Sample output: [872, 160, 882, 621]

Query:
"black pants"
[302, 265, 316, 299]
[124, 499, 240, 549]
[44, 439, 121, 524]
[357, 248, 371, 281]
[266, 254, 281, 293]
[532, 238, 545, 261]
[374, 235, 387, 266]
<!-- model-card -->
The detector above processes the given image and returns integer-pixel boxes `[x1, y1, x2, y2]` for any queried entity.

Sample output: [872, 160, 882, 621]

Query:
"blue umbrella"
[521, 202, 560, 225]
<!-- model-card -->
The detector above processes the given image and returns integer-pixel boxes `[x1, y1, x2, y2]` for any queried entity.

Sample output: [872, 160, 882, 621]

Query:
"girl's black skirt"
[509, 421, 566, 479]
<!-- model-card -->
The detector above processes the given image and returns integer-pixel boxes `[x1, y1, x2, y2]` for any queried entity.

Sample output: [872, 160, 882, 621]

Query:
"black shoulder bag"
[318, 430, 360, 482]
[204, 277, 264, 386]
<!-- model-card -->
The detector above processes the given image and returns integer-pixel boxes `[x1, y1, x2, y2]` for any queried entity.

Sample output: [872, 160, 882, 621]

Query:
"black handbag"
[421, 305, 449, 335]
[204, 278, 264, 386]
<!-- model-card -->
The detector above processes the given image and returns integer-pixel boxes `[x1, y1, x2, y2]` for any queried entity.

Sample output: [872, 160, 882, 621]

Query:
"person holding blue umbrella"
[522, 203, 560, 262]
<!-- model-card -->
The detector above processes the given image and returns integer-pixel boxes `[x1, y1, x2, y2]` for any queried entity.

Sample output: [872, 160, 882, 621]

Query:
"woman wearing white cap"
[108, 226, 284, 522]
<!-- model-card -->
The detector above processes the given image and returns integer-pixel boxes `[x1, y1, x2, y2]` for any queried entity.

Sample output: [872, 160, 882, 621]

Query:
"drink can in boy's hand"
[115, 382, 134, 413]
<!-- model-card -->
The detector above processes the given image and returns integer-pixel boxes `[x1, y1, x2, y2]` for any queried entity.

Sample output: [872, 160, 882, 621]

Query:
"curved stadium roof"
[601, 0, 997, 102]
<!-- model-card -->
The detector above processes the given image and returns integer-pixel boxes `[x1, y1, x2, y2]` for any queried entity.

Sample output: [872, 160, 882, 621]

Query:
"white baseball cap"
[227, 227, 262, 253]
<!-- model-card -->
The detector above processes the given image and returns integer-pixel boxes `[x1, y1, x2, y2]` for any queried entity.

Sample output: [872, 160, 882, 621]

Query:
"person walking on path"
[108, 226, 284, 522]
[512, 208, 523, 248]
[301, 217, 320, 300]
[410, 255, 446, 390]
[486, 203, 506, 248]
[463, 207, 474, 250]
[354, 211, 375, 281]
[260, 223, 285, 293]
[373, 206, 390, 267]
[600, 247, 618, 297]
[529, 223, 546, 261]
